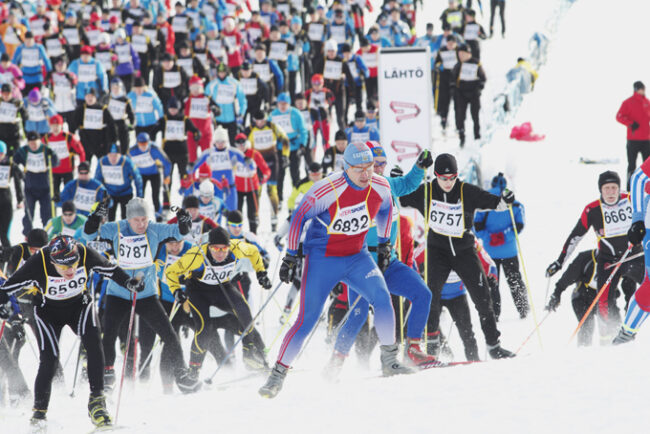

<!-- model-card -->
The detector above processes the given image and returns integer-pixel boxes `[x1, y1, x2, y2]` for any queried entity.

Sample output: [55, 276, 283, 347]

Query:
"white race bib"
[429, 200, 464, 237]
[324, 60, 343, 80]
[253, 63, 271, 82]
[0, 102, 17, 122]
[440, 50, 457, 70]
[62, 27, 81, 45]
[207, 39, 224, 58]
[108, 99, 126, 120]
[459, 63, 479, 81]
[247, 27, 262, 44]
[177, 57, 194, 76]
[26, 152, 47, 173]
[189, 98, 209, 119]
[272, 113, 294, 134]
[77, 64, 97, 83]
[165, 120, 185, 140]
[22, 48, 40, 67]
[45, 38, 65, 57]
[216, 84, 235, 105]
[83, 108, 104, 129]
[135, 96, 153, 113]
[0, 165, 10, 188]
[74, 186, 97, 212]
[131, 151, 155, 168]
[241, 78, 258, 95]
[464, 23, 480, 41]
[163, 71, 181, 88]
[49, 140, 69, 160]
[328, 202, 371, 235]
[143, 28, 159, 46]
[131, 35, 148, 53]
[86, 29, 101, 46]
[207, 150, 232, 171]
[253, 129, 274, 151]
[96, 52, 113, 72]
[308, 23, 324, 41]
[362, 52, 378, 69]
[330, 25, 346, 44]
[172, 16, 189, 33]
[45, 267, 88, 300]
[27, 104, 46, 122]
[269, 42, 288, 61]
[115, 44, 132, 64]
[199, 262, 236, 285]
[118, 233, 153, 269]
[102, 164, 125, 185]
[602, 199, 633, 237]
[350, 131, 369, 143]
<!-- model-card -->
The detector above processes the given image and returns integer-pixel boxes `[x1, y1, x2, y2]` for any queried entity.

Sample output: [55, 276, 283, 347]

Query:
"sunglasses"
[436, 174, 458, 181]
[208, 245, 229, 252]
[227, 222, 243, 228]
[54, 260, 79, 270]
[349, 165, 374, 174]
[374, 161, 387, 168]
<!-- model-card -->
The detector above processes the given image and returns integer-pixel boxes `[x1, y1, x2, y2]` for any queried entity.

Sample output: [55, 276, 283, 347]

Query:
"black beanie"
[634, 81, 645, 92]
[227, 210, 244, 224]
[182, 195, 200, 209]
[62, 201, 76, 213]
[334, 130, 347, 141]
[309, 162, 322, 173]
[434, 153, 458, 175]
[27, 229, 48, 248]
[598, 170, 620, 190]
[208, 226, 230, 245]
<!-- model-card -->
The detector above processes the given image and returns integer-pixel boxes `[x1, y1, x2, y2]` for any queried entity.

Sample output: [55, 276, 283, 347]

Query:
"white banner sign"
[378, 47, 433, 172]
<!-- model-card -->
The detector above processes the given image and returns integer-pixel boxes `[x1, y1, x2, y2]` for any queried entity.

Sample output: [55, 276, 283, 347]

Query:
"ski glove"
[628, 221, 646, 245]
[273, 234, 284, 251]
[502, 189, 515, 205]
[545, 293, 561, 312]
[377, 242, 392, 272]
[279, 254, 299, 283]
[125, 277, 146, 293]
[545, 260, 562, 277]
[0, 300, 9, 318]
[9, 314, 25, 340]
[257, 271, 272, 289]
[416, 150, 433, 169]
[85, 197, 110, 234]
[176, 208, 193, 235]
[174, 289, 188, 303]
[631, 121, 640, 132]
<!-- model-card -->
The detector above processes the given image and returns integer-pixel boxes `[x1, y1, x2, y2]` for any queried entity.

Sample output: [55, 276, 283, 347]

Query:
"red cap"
[235, 133, 247, 142]
[311, 73, 324, 85]
[49, 114, 64, 124]
[198, 163, 211, 178]
[189, 75, 202, 86]
[47, 0, 62, 6]
[90, 12, 101, 23]
[80, 45, 93, 55]
[109, 16, 119, 24]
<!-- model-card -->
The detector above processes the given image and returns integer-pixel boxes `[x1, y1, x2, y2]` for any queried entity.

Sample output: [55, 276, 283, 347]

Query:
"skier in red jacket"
[616, 81, 650, 187]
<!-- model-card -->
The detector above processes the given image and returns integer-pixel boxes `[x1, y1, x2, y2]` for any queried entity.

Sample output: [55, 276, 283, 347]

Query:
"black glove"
[256, 271, 272, 289]
[545, 293, 561, 312]
[85, 197, 110, 234]
[628, 220, 646, 245]
[9, 314, 25, 340]
[193, 131, 201, 142]
[174, 289, 188, 303]
[125, 277, 146, 293]
[279, 254, 299, 283]
[176, 208, 193, 235]
[631, 121, 640, 132]
[281, 155, 289, 170]
[0, 301, 9, 319]
[0, 246, 10, 262]
[332, 282, 344, 296]
[377, 242, 392, 273]
[416, 149, 433, 169]
[502, 189, 515, 205]
[545, 260, 562, 277]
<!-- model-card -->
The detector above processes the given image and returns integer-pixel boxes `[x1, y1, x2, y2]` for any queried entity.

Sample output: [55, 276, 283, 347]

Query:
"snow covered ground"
[5, 0, 650, 433]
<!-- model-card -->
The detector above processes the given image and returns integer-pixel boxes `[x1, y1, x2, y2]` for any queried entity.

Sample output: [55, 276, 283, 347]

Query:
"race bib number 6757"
[429, 200, 464, 238]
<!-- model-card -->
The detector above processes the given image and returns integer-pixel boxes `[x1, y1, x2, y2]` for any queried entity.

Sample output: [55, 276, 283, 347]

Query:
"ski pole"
[544, 277, 551, 304]
[0, 320, 5, 342]
[605, 251, 644, 269]
[204, 281, 285, 384]
[115, 272, 142, 424]
[132, 315, 139, 380]
[69, 340, 83, 397]
[568, 244, 634, 344]
[508, 204, 543, 350]
[265, 301, 300, 354]
[294, 294, 339, 364]
[515, 310, 552, 355]
[47, 152, 55, 218]
[328, 294, 362, 345]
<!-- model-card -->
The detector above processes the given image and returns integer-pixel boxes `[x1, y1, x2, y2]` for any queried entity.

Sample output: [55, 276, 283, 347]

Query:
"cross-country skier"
[259, 142, 413, 399]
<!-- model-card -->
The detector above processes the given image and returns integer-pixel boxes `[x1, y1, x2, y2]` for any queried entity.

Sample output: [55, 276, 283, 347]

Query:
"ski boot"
[612, 328, 635, 345]
[88, 393, 112, 427]
[322, 351, 346, 383]
[103, 367, 115, 392]
[30, 409, 47, 430]
[175, 368, 202, 394]
[188, 363, 201, 381]
[258, 362, 288, 399]
[426, 332, 441, 358]
[405, 338, 443, 368]
[243, 343, 269, 371]
[279, 305, 292, 324]
[487, 342, 516, 359]
[458, 130, 466, 148]
[380, 344, 414, 376]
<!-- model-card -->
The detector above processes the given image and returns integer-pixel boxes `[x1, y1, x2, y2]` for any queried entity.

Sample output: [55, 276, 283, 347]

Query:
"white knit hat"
[126, 197, 150, 219]
[214, 126, 228, 144]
